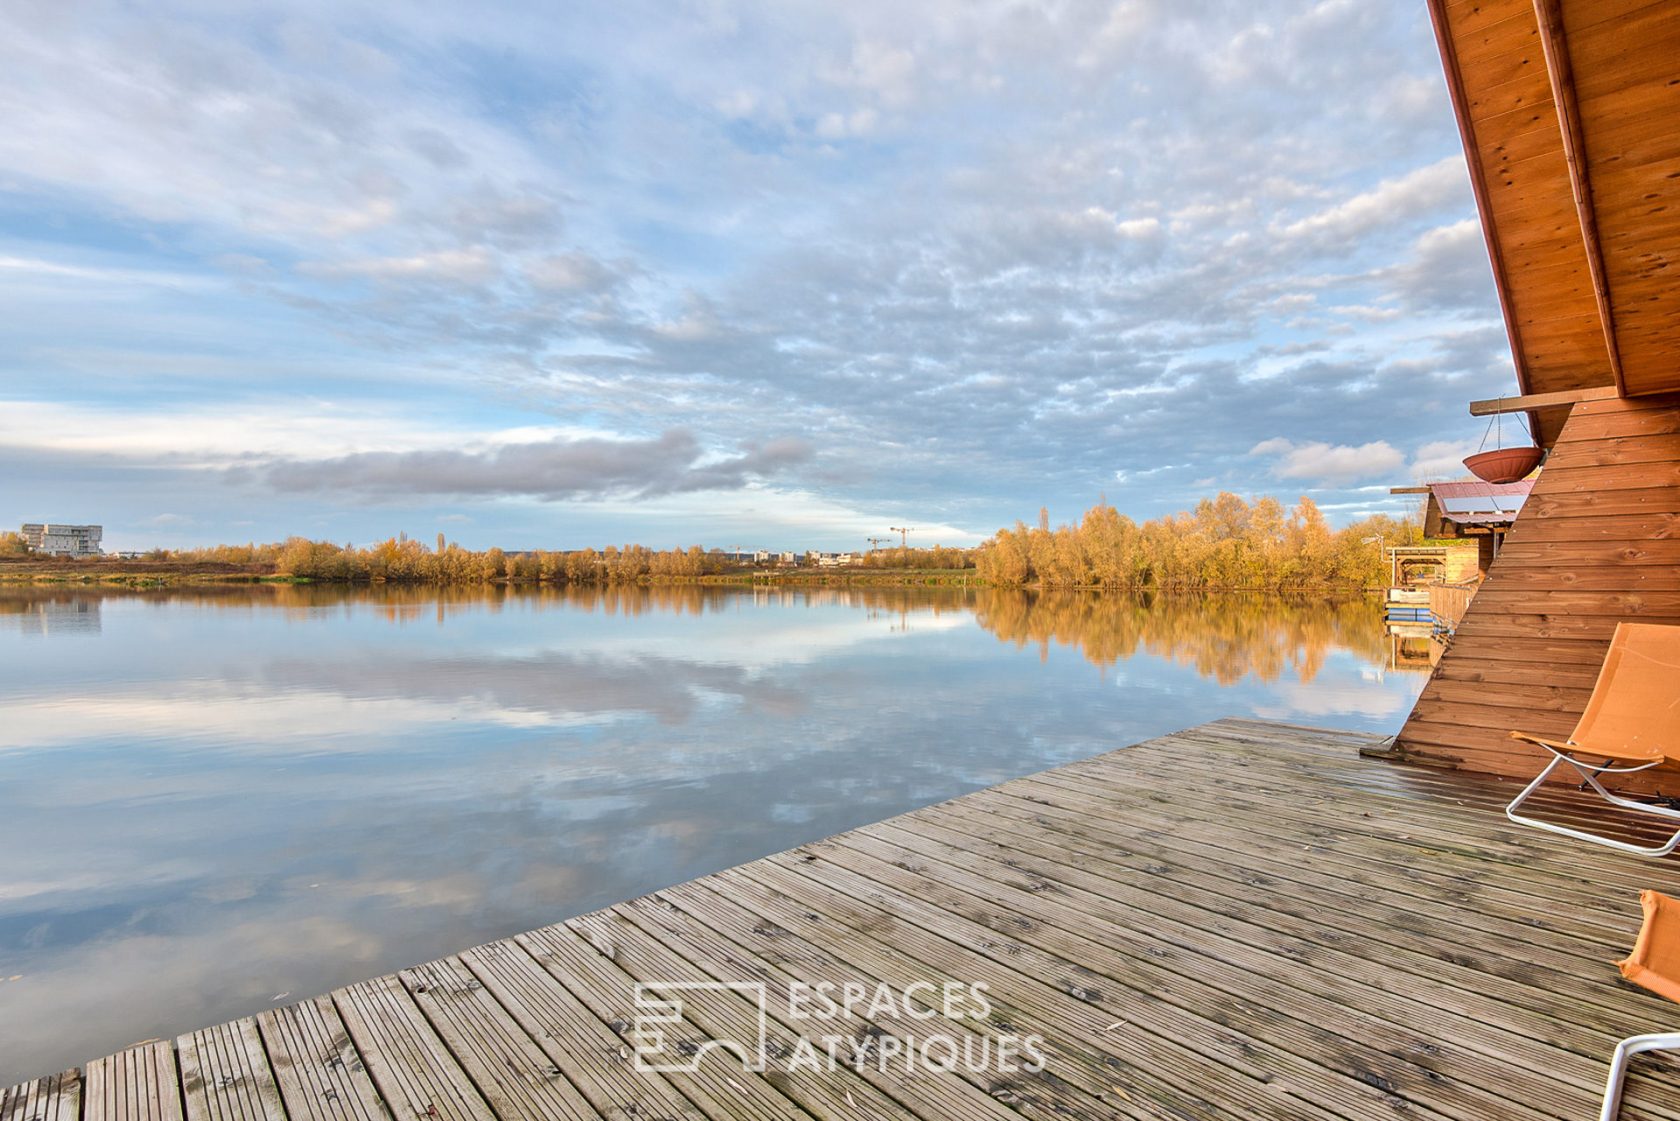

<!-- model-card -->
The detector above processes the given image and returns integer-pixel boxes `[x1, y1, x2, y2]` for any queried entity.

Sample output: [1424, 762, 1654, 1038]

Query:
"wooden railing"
[1428, 583, 1477, 634]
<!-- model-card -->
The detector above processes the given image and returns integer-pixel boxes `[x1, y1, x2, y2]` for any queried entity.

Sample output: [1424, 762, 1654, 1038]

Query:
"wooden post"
[1476, 534, 1496, 575]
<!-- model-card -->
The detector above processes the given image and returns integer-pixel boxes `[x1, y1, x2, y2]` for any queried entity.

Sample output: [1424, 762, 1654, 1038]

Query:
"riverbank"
[0, 555, 987, 588]
[0, 555, 275, 586]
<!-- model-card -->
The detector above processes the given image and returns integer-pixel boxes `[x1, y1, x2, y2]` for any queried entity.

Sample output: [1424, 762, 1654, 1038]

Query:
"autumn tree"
[974, 493, 1415, 590]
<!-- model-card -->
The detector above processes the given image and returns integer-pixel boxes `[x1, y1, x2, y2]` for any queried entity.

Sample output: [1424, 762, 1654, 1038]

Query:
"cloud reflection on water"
[0, 584, 1420, 1082]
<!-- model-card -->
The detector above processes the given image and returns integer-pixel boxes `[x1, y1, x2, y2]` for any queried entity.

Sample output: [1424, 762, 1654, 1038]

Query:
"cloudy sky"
[0, 0, 1516, 551]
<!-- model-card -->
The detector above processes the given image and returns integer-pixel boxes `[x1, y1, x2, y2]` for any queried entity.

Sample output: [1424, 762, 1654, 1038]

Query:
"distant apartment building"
[809, 551, 859, 567]
[20, 523, 103, 557]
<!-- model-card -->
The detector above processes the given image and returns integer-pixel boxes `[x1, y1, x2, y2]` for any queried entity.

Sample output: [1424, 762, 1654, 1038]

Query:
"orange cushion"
[1618, 890, 1680, 1005]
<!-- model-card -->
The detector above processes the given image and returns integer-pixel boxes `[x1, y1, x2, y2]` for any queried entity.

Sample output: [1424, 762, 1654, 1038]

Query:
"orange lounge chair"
[1507, 622, 1680, 857]
[1602, 890, 1680, 1120]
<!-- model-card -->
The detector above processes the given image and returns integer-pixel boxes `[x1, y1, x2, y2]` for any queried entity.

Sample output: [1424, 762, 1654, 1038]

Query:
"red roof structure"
[1424, 480, 1533, 534]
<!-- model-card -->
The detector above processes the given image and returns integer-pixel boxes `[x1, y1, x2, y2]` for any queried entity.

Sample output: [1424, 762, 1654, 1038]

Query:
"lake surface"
[0, 584, 1426, 1082]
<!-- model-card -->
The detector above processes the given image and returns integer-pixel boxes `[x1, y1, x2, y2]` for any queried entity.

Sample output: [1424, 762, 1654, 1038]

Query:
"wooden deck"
[8, 717, 1680, 1121]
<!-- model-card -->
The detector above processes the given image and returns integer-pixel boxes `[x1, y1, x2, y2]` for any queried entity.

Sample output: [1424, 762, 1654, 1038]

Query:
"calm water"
[0, 584, 1425, 1081]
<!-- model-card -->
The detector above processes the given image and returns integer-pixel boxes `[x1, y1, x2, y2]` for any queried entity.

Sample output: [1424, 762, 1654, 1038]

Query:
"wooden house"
[1387, 0, 1680, 787]
[1397, 480, 1535, 574]
[1386, 543, 1484, 588]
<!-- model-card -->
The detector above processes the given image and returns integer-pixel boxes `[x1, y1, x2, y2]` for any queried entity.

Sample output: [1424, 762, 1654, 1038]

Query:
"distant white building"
[809, 551, 859, 567]
[20, 523, 102, 557]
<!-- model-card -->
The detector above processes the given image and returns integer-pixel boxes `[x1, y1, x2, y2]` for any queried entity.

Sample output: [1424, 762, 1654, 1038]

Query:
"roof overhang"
[1418, 479, 1533, 537]
[1427, 0, 1680, 446]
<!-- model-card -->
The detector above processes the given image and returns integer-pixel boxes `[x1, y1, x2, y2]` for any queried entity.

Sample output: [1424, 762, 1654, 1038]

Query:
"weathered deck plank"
[8, 717, 1680, 1121]
[0, 1069, 80, 1121]
[858, 808, 1606, 1118]
[511, 924, 810, 1121]
[332, 975, 493, 1121]
[395, 958, 603, 1121]
[254, 997, 385, 1121]
[723, 855, 1317, 1119]
[177, 1020, 284, 1121]
[455, 940, 709, 1121]
[626, 877, 1179, 1119]
[81, 1043, 182, 1121]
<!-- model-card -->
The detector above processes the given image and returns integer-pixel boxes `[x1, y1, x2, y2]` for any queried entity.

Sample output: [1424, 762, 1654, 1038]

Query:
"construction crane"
[866, 536, 892, 552]
[889, 526, 915, 548]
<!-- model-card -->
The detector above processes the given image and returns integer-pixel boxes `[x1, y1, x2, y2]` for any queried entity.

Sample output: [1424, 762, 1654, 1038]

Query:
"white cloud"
[815, 107, 879, 139]
[0, 255, 211, 291]
[524, 252, 623, 293]
[1276, 156, 1469, 244]
[1409, 438, 1478, 481]
[559, 485, 984, 548]
[1250, 437, 1405, 481]
[824, 40, 917, 108]
[255, 429, 812, 502]
[301, 247, 497, 285]
[0, 399, 603, 464]
[1115, 217, 1163, 239]
[1113, 463, 1188, 485]
[1385, 218, 1495, 311]
[0, 10, 554, 254]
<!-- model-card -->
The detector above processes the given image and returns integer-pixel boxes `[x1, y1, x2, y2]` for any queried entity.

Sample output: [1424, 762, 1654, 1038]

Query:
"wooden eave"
[1427, 0, 1680, 447]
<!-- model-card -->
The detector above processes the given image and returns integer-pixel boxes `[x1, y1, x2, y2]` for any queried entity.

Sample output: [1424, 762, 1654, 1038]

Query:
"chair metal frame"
[1600, 1030, 1680, 1121]
[1505, 622, 1680, 857]
[1505, 737, 1680, 857]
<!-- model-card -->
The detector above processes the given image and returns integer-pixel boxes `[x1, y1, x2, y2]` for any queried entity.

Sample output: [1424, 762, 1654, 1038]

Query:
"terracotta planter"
[1463, 446, 1542, 484]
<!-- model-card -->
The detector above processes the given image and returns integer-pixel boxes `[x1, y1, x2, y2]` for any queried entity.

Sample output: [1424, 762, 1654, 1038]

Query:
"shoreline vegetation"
[0, 493, 1418, 591]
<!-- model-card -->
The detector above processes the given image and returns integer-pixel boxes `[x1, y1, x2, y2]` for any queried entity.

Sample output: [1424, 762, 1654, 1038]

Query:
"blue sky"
[0, 0, 1515, 552]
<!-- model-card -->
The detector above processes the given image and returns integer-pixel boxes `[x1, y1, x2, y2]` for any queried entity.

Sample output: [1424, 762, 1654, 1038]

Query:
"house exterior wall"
[1390, 392, 1680, 789]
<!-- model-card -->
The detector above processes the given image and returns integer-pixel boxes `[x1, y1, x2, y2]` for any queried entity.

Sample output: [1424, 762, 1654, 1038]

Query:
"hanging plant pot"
[1464, 445, 1542, 484]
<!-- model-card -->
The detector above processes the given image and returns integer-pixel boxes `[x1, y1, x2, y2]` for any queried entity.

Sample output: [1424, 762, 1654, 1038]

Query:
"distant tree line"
[164, 537, 732, 584]
[972, 494, 1415, 590]
[128, 490, 1414, 589]
[152, 536, 980, 584]
[854, 545, 974, 571]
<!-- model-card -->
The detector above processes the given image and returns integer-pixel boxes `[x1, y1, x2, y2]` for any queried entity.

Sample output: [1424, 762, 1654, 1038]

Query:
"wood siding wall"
[1392, 391, 1680, 788]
